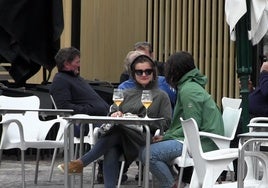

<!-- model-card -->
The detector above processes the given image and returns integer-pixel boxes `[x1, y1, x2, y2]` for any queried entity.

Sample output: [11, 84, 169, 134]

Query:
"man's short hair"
[55, 47, 80, 71]
[134, 41, 153, 54]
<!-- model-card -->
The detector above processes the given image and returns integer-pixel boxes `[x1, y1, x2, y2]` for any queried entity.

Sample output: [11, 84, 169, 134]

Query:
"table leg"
[237, 148, 244, 188]
[143, 125, 150, 188]
[79, 124, 85, 188]
[64, 122, 70, 188]
[64, 122, 75, 188]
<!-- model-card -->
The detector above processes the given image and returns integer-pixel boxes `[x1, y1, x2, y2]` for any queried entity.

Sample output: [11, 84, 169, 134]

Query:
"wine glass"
[141, 90, 152, 118]
[113, 88, 124, 115]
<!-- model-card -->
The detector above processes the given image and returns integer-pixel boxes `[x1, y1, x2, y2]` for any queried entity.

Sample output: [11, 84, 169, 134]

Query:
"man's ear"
[63, 61, 70, 70]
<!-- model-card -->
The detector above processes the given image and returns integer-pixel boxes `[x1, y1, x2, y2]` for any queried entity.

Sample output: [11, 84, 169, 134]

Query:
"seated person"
[249, 59, 268, 117]
[139, 51, 224, 188]
[119, 41, 164, 82]
[49, 47, 110, 183]
[119, 50, 177, 110]
[57, 53, 172, 187]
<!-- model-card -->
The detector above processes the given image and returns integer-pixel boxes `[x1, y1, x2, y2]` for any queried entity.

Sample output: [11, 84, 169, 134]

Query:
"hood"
[177, 68, 207, 90]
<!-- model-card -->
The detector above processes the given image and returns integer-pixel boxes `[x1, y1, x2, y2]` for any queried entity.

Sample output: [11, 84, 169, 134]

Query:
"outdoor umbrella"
[0, 0, 64, 86]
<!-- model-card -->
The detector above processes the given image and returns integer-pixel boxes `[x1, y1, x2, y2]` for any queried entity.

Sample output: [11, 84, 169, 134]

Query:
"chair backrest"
[49, 94, 95, 144]
[222, 107, 242, 139]
[180, 118, 206, 181]
[250, 117, 268, 123]
[0, 95, 57, 149]
[0, 95, 40, 142]
[221, 97, 242, 110]
[248, 117, 268, 132]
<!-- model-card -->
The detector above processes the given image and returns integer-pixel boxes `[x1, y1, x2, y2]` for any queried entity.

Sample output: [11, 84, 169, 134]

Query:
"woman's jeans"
[140, 140, 183, 188]
[80, 132, 123, 188]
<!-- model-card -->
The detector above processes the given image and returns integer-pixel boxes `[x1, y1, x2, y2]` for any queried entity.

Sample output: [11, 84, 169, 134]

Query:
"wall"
[28, 0, 239, 106]
[80, 0, 147, 83]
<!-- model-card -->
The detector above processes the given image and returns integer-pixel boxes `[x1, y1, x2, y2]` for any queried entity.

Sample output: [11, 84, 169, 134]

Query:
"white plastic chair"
[200, 107, 242, 180]
[199, 107, 242, 156]
[48, 95, 96, 182]
[245, 117, 268, 182]
[181, 117, 239, 187]
[98, 117, 159, 188]
[172, 138, 194, 188]
[48, 115, 97, 181]
[173, 107, 242, 187]
[118, 129, 161, 187]
[90, 126, 126, 188]
[0, 95, 66, 188]
[221, 97, 242, 110]
[181, 118, 268, 188]
[248, 117, 268, 132]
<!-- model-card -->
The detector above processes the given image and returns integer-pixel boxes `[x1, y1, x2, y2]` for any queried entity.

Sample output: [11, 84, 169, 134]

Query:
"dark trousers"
[73, 123, 89, 138]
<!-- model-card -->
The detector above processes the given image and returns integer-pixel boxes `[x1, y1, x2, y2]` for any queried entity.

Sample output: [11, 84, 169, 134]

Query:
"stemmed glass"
[112, 88, 124, 115]
[141, 90, 152, 118]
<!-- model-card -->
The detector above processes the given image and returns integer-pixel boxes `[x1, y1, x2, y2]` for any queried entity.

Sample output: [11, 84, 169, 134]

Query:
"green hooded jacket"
[163, 68, 224, 152]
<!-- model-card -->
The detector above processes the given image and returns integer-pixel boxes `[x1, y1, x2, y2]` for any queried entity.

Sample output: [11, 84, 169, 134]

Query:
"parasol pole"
[235, 0, 252, 133]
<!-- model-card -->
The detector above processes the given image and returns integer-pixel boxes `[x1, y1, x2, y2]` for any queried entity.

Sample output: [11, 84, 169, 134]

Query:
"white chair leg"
[177, 167, 184, 188]
[189, 170, 200, 188]
[117, 160, 125, 188]
[48, 148, 58, 181]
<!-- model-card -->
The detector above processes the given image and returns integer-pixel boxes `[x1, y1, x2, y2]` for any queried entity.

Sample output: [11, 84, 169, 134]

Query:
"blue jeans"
[80, 132, 123, 188]
[139, 140, 183, 188]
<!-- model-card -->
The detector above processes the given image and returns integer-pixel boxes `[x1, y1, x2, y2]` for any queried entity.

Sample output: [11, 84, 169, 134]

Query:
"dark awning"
[0, 0, 64, 85]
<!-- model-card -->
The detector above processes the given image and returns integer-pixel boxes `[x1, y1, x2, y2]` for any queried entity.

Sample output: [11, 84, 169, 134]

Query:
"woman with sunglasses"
[57, 51, 172, 188]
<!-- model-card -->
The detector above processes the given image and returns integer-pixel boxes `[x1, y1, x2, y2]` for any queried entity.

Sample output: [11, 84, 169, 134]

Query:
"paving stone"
[0, 154, 155, 188]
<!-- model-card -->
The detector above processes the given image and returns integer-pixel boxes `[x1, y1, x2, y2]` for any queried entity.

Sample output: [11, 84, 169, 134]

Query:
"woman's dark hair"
[165, 51, 195, 88]
[130, 55, 158, 83]
[55, 47, 80, 71]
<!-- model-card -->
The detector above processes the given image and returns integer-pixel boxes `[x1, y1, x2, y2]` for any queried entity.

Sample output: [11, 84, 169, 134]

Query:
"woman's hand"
[111, 111, 123, 117]
[152, 135, 163, 143]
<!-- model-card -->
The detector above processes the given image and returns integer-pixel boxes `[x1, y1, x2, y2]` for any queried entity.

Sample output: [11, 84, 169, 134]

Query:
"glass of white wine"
[113, 88, 124, 115]
[141, 90, 152, 118]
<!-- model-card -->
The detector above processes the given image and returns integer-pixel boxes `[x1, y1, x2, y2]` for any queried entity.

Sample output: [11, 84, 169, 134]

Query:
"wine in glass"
[113, 89, 124, 114]
[141, 90, 152, 118]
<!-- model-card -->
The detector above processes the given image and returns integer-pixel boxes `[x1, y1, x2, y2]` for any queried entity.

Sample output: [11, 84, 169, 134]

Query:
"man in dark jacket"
[49, 47, 109, 183]
[249, 57, 268, 117]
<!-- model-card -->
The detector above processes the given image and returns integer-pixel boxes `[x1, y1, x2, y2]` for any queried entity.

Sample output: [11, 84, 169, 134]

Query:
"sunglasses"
[134, 69, 153, 76]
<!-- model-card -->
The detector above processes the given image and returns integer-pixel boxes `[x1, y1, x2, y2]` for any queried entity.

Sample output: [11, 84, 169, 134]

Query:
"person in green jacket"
[139, 51, 224, 188]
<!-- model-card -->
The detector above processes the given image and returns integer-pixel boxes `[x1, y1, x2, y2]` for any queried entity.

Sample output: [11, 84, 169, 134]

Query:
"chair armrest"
[1, 119, 25, 144]
[199, 131, 230, 140]
[199, 131, 231, 149]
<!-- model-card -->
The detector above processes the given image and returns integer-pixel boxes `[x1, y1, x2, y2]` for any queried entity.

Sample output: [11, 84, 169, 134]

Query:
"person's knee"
[104, 147, 121, 164]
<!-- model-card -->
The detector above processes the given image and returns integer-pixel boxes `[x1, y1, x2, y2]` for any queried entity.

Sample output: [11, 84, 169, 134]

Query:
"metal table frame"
[63, 116, 164, 188]
[0, 108, 73, 117]
[237, 132, 268, 188]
